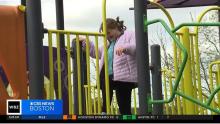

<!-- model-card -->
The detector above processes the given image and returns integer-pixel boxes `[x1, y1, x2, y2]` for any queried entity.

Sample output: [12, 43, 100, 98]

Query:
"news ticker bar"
[7, 99, 62, 115]
[3, 115, 215, 120]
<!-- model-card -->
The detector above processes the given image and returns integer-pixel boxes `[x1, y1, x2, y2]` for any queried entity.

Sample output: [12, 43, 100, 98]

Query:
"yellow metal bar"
[66, 33, 73, 114]
[209, 61, 220, 114]
[102, 0, 111, 114]
[18, 5, 26, 12]
[149, 1, 175, 28]
[48, 32, 54, 99]
[162, 70, 169, 115]
[190, 35, 198, 114]
[85, 35, 92, 114]
[194, 6, 220, 114]
[56, 33, 62, 99]
[133, 88, 137, 115]
[94, 36, 101, 114]
[217, 64, 220, 108]
[176, 34, 182, 115]
[84, 86, 89, 115]
[93, 87, 97, 115]
[178, 37, 186, 114]
[111, 102, 114, 115]
[76, 35, 83, 114]
[47, 29, 105, 36]
[181, 27, 195, 114]
[114, 92, 119, 115]
[150, 1, 183, 115]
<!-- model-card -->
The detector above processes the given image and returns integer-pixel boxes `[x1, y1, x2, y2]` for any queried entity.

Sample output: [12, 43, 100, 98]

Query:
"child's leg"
[115, 82, 134, 115]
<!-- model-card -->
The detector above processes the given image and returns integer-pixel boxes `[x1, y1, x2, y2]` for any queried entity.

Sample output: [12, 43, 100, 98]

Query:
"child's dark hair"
[99, 17, 127, 33]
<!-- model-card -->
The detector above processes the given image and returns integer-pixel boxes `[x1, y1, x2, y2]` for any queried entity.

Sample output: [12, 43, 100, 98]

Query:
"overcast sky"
[0, 0, 210, 48]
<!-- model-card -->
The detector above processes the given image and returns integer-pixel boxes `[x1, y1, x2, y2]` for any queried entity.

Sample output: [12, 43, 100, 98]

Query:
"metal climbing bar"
[173, 22, 220, 33]
[145, 18, 188, 105]
[194, 7, 220, 114]
[47, 30, 107, 115]
[146, 18, 220, 114]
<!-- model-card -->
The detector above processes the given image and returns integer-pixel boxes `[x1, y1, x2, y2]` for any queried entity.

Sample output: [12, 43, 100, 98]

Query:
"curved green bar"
[145, 19, 188, 104]
[173, 22, 220, 33]
[146, 19, 220, 114]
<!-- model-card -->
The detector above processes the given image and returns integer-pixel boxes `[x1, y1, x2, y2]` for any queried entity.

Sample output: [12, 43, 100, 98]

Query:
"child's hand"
[116, 47, 127, 56]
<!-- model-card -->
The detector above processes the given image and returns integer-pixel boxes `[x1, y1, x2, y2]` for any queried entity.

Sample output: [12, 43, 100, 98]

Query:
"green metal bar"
[173, 22, 220, 33]
[56, 33, 62, 99]
[66, 33, 73, 114]
[194, 7, 220, 114]
[207, 61, 220, 107]
[48, 32, 54, 99]
[176, 34, 182, 115]
[176, 91, 220, 114]
[206, 86, 220, 106]
[76, 35, 83, 115]
[147, 5, 179, 110]
[146, 19, 220, 114]
[94, 36, 101, 114]
[145, 19, 188, 105]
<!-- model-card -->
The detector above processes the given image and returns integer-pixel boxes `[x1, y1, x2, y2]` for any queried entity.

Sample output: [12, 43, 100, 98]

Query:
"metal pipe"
[134, 0, 151, 115]
[26, 0, 44, 99]
[151, 44, 163, 115]
[55, 0, 65, 48]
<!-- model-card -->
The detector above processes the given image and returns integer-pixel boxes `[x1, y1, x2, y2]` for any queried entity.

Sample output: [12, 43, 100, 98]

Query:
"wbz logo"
[7, 100, 22, 115]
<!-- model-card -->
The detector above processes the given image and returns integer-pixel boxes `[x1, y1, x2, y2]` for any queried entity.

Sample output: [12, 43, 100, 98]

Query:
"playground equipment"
[0, 0, 220, 116]
[0, 5, 28, 115]
[145, 3, 220, 114]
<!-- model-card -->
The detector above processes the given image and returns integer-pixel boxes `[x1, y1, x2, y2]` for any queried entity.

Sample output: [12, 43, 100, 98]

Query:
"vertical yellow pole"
[94, 36, 101, 114]
[209, 64, 216, 115]
[48, 32, 54, 99]
[84, 86, 89, 115]
[217, 64, 220, 108]
[190, 35, 198, 114]
[102, 0, 111, 114]
[175, 34, 182, 115]
[85, 35, 92, 114]
[114, 91, 119, 114]
[93, 86, 97, 115]
[56, 33, 62, 99]
[194, 23, 203, 116]
[76, 35, 83, 114]
[133, 89, 137, 115]
[195, 6, 220, 114]
[178, 41, 186, 114]
[111, 102, 114, 114]
[181, 27, 195, 114]
[67, 33, 73, 114]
